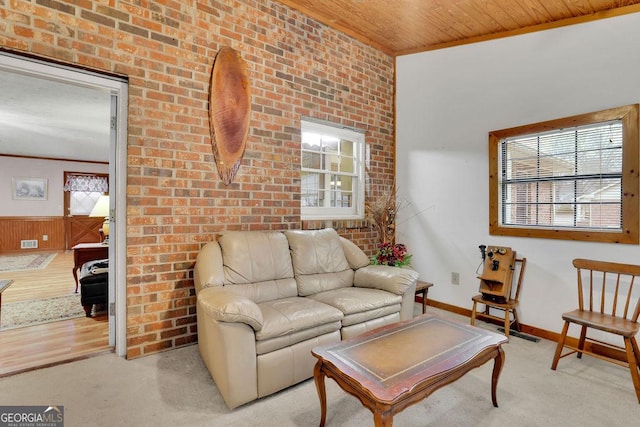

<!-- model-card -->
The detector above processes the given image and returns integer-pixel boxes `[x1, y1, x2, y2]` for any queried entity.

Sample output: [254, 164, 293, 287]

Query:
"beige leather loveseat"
[194, 228, 419, 409]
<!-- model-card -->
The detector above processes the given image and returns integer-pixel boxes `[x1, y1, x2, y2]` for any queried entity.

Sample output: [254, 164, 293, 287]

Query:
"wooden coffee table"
[311, 314, 508, 426]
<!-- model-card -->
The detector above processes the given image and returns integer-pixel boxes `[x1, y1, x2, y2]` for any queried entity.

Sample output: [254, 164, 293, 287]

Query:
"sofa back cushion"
[217, 231, 297, 303]
[285, 228, 354, 296]
[339, 236, 371, 269]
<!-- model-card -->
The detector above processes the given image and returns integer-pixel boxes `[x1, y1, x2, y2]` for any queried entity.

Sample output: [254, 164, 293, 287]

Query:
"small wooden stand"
[415, 281, 433, 314]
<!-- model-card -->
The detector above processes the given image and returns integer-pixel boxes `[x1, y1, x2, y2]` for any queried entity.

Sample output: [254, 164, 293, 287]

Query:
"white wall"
[0, 157, 108, 216]
[396, 13, 640, 334]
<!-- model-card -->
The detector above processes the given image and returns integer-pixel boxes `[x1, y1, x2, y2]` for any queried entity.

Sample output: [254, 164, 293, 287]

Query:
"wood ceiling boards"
[276, 0, 640, 56]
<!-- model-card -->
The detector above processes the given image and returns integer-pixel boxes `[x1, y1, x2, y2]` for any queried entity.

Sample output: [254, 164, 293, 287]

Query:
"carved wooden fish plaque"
[208, 47, 251, 185]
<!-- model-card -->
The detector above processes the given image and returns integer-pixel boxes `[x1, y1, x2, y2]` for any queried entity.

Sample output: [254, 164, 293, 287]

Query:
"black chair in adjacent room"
[79, 258, 108, 317]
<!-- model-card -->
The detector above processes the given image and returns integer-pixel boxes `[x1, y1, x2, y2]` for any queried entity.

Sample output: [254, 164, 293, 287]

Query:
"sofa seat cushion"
[254, 297, 343, 355]
[255, 322, 342, 355]
[308, 287, 402, 327]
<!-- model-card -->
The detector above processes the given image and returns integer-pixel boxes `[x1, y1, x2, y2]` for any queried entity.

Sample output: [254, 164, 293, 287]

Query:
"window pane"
[327, 190, 353, 207]
[329, 174, 353, 207]
[322, 138, 339, 153]
[302, 150, 321, 169]
[301, 171, 319, 207]
[70, 191, 103, 215]
[576, 178, 622, 229]
[340, 143, 354, 174]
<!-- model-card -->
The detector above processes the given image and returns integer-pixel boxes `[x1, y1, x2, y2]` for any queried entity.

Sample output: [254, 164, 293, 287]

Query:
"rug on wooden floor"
[0, 294, 86, 330]
[0, 253, 57, 272]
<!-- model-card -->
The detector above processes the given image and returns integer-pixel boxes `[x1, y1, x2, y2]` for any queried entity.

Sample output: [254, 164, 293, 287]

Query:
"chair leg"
[577, 325, 587, 359]
[470, 301, 478, 326]
[511, 308, 521, 332]
[623, 337, 640, 404]
[632, 337, 640, 367]
[551, 321, 570, 370]
[504, 311, 510, 338]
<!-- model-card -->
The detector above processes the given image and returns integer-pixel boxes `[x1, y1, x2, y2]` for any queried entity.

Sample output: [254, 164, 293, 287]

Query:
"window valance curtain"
[64, 175, 108, 192]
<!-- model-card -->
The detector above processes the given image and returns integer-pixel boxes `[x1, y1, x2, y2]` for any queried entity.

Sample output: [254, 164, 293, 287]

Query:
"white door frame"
[0, 52, 128, 357]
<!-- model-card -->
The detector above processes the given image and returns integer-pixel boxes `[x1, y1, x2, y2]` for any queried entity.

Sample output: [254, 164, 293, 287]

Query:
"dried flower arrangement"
[364, 182, 401, 245]
[365, 180, 412, 267]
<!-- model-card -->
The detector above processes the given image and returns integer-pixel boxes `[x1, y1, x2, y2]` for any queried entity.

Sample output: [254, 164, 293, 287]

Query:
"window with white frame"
[301, 120, 365, 220]
[489, 104, 639, 244]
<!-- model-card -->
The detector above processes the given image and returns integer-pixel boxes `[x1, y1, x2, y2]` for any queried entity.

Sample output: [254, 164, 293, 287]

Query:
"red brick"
[0, 0, 394, 359]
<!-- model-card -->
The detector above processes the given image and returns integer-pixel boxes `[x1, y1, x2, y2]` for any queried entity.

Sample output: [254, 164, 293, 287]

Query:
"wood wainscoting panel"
[0, 217, 65, 253]
[64, 216, 104, 249]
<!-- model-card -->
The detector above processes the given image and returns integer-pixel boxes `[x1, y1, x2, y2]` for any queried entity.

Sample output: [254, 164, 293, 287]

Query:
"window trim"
[300, 119, 365, 221]
[489, 104, 639, 244]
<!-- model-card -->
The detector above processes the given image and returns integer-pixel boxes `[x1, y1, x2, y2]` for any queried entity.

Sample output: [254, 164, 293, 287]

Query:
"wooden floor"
[0, 250, 110, 377]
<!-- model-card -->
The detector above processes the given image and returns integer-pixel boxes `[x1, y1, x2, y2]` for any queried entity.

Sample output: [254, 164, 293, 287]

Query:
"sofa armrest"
[198, 287, 263, 331]
[353, 265, 419, 295]
[194, 241, 225, 294]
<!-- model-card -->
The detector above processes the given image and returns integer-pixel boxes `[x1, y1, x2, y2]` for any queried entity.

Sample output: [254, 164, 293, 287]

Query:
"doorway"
[0, 52, 128, 362]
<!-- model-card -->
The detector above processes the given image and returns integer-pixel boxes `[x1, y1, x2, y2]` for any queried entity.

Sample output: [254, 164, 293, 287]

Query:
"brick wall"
[0, 0, 395, 358]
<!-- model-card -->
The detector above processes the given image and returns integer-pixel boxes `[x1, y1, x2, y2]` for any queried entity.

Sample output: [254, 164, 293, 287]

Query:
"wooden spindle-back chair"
[551, 258, 640, 403]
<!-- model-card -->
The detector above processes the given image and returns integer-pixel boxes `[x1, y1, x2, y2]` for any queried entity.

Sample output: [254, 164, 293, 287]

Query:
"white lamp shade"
[89, 195, 110, 218]
[90, 195, 110, 239]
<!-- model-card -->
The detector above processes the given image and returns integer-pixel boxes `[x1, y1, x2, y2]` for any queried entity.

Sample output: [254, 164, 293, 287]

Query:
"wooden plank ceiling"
[276, 0, 640, 56]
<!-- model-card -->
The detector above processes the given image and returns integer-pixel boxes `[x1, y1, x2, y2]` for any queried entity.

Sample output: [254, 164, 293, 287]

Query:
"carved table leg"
[73, 267, 79, 293]
[373, 407, 393, 426]
[491, 345, 506, 407]
[314, 361, 327, 427]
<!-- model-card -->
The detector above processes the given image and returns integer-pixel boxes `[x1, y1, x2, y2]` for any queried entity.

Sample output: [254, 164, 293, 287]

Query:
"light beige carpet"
[1, 307, 639, 426]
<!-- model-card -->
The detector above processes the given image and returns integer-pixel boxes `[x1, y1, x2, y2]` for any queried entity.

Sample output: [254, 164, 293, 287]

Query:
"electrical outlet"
[451, 272, 460, 285]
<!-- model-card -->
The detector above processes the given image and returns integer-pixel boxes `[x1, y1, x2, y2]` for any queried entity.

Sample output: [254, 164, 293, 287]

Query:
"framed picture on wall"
[12, 177, 48, 201]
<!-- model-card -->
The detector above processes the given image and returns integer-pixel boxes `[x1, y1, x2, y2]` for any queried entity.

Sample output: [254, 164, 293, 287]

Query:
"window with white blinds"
[500, 121, 623, 229]
[489, 104, 639, 244]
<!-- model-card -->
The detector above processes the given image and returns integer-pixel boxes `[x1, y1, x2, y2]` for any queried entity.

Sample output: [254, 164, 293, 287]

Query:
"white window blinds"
[499, 120, 623, 230]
